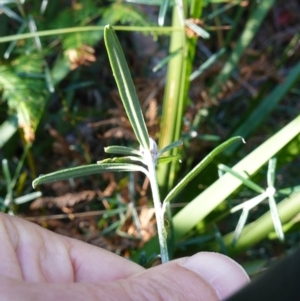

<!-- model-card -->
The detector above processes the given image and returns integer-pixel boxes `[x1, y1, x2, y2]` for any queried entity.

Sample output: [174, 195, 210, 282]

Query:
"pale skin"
[0, 213, 249, 300]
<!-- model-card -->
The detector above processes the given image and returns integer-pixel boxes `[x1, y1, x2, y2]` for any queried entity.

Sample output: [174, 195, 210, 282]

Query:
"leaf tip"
[158, 17, 164, 27]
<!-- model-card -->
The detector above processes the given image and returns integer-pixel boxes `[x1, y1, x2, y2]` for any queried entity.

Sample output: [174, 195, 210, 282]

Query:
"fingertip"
[180, 252, 250, 300]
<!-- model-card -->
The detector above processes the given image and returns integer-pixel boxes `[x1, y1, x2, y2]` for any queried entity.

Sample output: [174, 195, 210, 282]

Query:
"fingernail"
[180, 252, 250, 300]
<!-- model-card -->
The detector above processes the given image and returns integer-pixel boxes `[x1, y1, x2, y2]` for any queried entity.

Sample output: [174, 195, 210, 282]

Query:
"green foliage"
[1, 0, 300, 271]
[31, 24, 240, 264]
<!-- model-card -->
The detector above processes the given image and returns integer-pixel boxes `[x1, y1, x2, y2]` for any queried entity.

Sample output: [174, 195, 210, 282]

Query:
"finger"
[123, 252, 250, 301]
[178, 252, 250, 300]
[0, 213, 144, 282]
[0, 252, 249, 301]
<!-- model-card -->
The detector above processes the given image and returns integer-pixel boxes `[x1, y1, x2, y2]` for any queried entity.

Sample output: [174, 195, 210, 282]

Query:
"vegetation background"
[1, 0, 300, 277]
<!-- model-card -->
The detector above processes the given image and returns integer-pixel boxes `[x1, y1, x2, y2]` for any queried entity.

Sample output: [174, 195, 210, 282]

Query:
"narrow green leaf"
[104, 25, 150, 150]
[0, 116, 18, 148]
[157, 154, 181, 164]
[189, 48, 226, 81]
[163, 136, 243, 203]
[218, 164, 264, 194]
[14, 191, 42, 205]
[213, 224, 227, 255]
[268, 194, 284, 242]
[98, 156, 144, 164]
[278, 185, 300, 195]
[0, 4, 24, 23]
[185, 19, 210, 39]
[32, 163, 147, 188]
[176, 235, 214, 248]
[209, 0, 275, 99]
[4, 21, 27, 59]
[152, 48, 183, 72]
[158, 0, 170, 26]
[222, 191, 300, 254]
[225, 60, 300, 155]
[44, 63, 55, 93]
[158, 140, 183, 157]
[104, 145, 141, 157]
[267, 158, 277, 188]
[0, 26, 179, 44]
[231, 193, 267, 214]
[2, 159, 12, 193]
[233, 209, 249, 246]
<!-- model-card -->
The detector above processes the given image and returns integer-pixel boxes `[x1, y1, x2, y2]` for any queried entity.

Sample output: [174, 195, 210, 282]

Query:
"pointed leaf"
[98, 156, 144, 164]
[213, 224, 227, 255]
[14, 191, 42, 205]
[218, 164, 264, 194]
[153, 48, 182, 72]
[267, 157, 277, 188]
[104, 25, 150, 150]
[268, 194, 284, 242]
[163, 136, 243, 203]
[189, 48, 226, 81]
[278, 185, 300, 195]
[32, 163, 147, 188]
[232, 209, 249, 246]
[157, 154, 181, 165]
[4, 21, 27, 59]
[104, 145, 141, 157]
[0, 4, 23, 23]
[231, 192, 267, 213]
[158, 0, 170, 26]
[185, 19, 210, 39]
[158, 140, 183, 157]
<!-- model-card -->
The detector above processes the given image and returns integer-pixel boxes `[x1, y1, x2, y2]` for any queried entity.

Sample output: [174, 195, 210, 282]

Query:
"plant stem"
[0, 26, 182, 43]
[144, 150, 169, 263]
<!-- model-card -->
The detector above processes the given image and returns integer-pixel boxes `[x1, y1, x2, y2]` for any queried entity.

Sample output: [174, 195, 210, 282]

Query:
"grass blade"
[267, 158, 277, 188]
[152, 48, 182, 72]
[32, 163, 147, 188]
[2, 159, 12, 195]
[14, 191, 42, 205]
[209, 0, 275, 99]
[0, 116, 18, 148]
[218, 164, 264, 194]
[268, 194, 284, 242]
[189, 47, 225, 81]
[158, 0, 170, 26]
[104, 25, 150, 150]
[157, 4, 187, 193]
[0, 4, 23, 23]
[222, 191, 299, 255]
[173, 114, 300, 242]
[225, 60, 300, 155]
[231, 193, 267, 214]
[233, 209, 249, 246]
[185, 19, 210, 39]
[163, 136, 243, 203]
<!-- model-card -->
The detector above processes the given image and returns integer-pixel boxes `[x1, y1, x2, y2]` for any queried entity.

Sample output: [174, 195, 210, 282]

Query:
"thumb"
[109, 252, 250, 301]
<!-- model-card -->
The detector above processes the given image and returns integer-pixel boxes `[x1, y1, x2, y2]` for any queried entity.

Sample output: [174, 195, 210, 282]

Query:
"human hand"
[0, 213, 249, 300]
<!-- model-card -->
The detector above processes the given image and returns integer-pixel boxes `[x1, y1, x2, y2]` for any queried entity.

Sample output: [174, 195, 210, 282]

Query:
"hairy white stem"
[141, 139, 169, 263]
